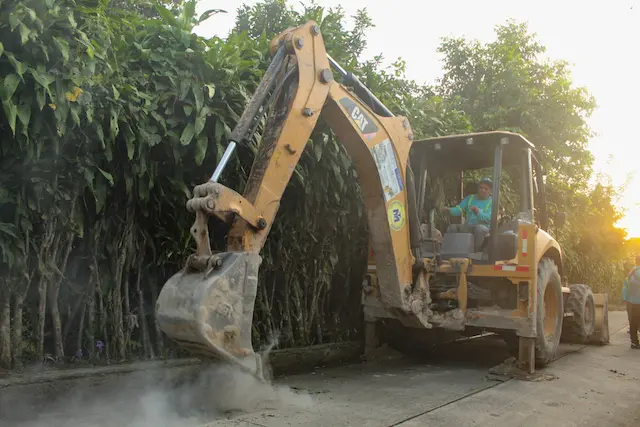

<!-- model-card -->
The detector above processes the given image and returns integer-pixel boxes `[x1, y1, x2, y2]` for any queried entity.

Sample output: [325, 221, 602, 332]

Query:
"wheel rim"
[543, 283, 559, 338]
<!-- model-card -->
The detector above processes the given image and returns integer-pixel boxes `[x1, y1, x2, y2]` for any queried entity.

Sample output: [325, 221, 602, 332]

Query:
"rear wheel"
[561, 284, 596, 343]
[534, 258, 564, 366]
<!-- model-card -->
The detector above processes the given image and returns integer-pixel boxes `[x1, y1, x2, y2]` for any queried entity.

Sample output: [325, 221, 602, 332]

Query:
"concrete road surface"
[5, 311, 638, 427]
[208, 311, 638, 427]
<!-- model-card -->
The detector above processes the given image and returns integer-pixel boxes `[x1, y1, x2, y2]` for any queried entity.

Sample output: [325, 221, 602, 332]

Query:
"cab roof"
[411, 131, 539, 172]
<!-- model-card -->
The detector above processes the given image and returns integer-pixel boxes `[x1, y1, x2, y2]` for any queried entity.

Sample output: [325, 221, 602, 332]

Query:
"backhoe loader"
[155, 21, 610, 382]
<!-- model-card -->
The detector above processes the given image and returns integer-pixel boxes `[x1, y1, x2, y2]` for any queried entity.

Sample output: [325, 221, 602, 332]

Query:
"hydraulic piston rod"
[209, 44, 287, 182]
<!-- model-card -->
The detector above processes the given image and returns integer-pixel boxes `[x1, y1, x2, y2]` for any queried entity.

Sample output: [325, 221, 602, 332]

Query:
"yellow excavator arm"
[155, 21, 431, 380]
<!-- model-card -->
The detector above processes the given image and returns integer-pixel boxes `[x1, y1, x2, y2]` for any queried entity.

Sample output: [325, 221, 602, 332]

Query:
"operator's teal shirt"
[449, 194, 493, 227]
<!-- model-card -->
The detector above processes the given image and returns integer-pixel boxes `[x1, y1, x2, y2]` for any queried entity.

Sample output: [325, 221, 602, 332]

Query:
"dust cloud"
[2, 355, 313, 427]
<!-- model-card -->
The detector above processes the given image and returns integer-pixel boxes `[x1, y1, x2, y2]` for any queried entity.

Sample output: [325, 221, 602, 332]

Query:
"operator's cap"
[478, 177, 493, 188]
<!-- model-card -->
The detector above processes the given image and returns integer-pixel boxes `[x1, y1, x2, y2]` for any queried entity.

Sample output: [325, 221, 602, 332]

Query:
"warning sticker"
[370, 139, 404, 202]
[387, 200, 406, 231]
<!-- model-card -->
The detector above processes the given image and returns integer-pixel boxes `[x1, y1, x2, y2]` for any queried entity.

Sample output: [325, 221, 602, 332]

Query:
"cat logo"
[339, 97, 379, 138]
[350, 105, 370, 133]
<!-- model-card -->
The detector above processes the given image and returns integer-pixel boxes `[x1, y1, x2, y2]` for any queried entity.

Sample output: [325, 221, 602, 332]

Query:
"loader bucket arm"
[155, 21, 428, 380]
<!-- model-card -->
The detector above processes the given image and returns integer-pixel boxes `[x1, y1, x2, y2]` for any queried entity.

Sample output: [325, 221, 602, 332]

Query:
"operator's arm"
[622, 276, 629, 302]
[448, 196, 471, 217]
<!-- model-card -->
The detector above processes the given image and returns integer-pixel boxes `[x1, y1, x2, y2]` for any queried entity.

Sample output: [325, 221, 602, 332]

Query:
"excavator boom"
[155, 21, 430, 380]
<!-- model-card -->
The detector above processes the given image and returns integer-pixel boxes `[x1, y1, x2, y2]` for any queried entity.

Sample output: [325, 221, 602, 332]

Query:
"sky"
[193, 0, 640, 238]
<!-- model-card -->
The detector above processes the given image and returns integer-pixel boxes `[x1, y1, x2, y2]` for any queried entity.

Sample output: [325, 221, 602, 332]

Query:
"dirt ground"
[2, 311, 638, 427]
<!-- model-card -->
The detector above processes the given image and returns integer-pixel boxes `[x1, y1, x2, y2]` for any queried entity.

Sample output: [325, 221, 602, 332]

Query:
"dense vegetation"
[0, 0, 633, 369]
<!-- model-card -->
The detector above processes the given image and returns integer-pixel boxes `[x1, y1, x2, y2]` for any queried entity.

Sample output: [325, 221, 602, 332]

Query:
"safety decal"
[387, 200, 406, 232]
[371, 138, 404, 202]
[339, 97, 379, 138]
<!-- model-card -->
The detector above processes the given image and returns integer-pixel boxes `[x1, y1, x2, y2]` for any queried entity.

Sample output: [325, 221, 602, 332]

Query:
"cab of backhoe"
[407, 131, 561, 264]
[365, 131, 608, 373]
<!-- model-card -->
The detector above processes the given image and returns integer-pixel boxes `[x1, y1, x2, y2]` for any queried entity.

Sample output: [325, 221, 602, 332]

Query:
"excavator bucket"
[155, 251, 265, 381]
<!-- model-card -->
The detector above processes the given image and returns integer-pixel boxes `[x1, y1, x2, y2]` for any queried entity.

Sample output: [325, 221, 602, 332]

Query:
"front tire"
[534, 258, 564, 366]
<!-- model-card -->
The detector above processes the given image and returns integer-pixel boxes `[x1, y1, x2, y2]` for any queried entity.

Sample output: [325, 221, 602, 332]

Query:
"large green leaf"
[30, 68, 55, 90]
[2, 100, 18, 135]
[194, 106, 210, 136]
[192, 83, 204, 112]
[98, 168, 114, 186]
[180, 122, 195, 146]
[198, 9, 227, 25]
[35, 86, 46, 110]
[205, 83, 216, 99]
[2, 74, 20, 101]
[195, 135, 208, 166]
[154, 3, 179, 27]
[18, 23, 30, 45]
[53, 37, 70, 62]
[17, 101, 31, 128]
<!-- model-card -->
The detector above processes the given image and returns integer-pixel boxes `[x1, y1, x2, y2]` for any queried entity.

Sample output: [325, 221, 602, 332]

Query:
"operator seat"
[442, 224, 490, 254]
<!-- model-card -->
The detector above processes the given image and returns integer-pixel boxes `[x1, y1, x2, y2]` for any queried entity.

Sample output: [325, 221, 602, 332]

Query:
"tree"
[437, 20, 596, 188]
